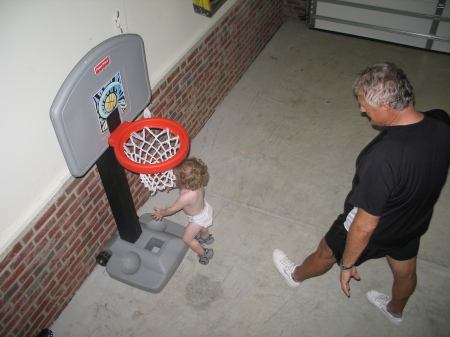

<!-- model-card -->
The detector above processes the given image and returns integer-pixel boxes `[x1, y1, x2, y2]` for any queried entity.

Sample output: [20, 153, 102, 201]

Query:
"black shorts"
[324, 214, 420, 266]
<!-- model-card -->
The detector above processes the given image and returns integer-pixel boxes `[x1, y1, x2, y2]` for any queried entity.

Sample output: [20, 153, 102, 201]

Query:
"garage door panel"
[315, 21, 429, 48]
[308, 0, 450, 53]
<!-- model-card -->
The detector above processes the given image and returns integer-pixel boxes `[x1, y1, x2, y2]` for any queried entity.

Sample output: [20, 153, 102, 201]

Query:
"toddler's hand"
[151, 207, 163, 221]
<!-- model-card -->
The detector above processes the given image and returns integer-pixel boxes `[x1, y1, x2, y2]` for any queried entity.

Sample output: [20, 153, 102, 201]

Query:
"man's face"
[357, 94, 387, 127]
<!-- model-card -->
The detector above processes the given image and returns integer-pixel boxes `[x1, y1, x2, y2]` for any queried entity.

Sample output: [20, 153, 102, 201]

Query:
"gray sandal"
[195, 234, 214, 245]
[198, 248, 214, 265]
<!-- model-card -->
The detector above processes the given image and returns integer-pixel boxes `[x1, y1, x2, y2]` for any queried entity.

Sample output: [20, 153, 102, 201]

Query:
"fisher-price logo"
[94, 57, 110, 75]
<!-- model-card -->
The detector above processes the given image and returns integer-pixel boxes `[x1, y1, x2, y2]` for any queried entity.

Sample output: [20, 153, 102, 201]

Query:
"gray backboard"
[50, 34, 152, 177]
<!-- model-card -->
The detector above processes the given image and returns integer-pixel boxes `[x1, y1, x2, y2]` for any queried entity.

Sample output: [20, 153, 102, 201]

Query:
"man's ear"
[381, 103, 391, 113]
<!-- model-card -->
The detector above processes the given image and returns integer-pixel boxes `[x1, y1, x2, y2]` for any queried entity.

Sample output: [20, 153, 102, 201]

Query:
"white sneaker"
[272, 249, 301, 287]
[367, 290, 403, 326]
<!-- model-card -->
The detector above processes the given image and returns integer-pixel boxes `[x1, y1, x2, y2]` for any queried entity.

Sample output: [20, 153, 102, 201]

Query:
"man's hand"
[340, 267, 361, 298]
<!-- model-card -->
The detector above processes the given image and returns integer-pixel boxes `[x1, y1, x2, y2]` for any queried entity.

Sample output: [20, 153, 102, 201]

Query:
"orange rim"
[108, 118, 190, 174]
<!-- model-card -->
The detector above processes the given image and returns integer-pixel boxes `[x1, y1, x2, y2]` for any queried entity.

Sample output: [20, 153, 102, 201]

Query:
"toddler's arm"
[151, 190, 192, 221]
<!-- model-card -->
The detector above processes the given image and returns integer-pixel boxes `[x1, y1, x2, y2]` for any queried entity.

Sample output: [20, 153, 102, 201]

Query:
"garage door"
[307, 0, 450, 53]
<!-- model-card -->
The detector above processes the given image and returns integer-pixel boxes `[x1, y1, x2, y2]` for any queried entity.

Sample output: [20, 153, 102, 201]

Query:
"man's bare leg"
[385, 255, 417, 316]
[293, 237, 337, 282]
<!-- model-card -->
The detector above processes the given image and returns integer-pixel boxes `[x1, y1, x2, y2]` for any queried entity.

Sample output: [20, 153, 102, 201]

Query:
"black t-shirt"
[345, 111, 450, 249]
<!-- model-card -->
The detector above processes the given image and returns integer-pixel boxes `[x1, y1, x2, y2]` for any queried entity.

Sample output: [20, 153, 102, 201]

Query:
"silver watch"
[339, 259, 354, 270]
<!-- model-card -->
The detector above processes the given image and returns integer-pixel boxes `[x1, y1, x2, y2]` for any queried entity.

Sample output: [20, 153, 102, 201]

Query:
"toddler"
[152, 158, 214, 264]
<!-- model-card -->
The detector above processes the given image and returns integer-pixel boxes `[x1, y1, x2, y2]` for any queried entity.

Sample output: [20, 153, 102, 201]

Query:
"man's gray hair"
[352, 63, 415, 110]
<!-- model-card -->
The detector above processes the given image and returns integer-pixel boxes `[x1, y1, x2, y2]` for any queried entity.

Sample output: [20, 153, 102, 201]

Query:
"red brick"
[56, 193, 76, 219]
[2, 264, 26, 294]
[27, 311, 46, 336]
[166, 67, 181, 84]
[0, 240, 22, 272]
[55, 193, 67, 208]
[21, 229, 35, 246]
[68, 190, 88, 214]
[0, 269, 12, 291]
[74, 175, 93, 196]
[6, 245, 31, 273]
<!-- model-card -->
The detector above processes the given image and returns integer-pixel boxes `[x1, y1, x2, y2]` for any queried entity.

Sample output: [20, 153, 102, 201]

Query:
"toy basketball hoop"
[108, 118, 190, 195]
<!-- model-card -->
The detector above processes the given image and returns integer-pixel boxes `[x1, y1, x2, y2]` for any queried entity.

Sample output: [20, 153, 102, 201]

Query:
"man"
[273, 63, 450, 326]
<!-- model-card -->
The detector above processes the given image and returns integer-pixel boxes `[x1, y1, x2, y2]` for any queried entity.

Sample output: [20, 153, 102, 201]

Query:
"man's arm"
[340, 208, 380, 297]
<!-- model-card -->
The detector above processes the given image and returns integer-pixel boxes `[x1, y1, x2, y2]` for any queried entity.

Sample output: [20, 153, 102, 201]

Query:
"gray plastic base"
[102, 214, 188, 293]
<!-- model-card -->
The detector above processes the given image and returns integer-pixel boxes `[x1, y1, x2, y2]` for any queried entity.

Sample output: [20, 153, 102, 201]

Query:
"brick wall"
[0, 1, 287, 336]
[284, 0, 308, 22]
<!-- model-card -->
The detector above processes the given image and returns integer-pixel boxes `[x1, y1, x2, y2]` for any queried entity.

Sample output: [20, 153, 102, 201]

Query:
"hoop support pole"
[95, 108, 142, 243]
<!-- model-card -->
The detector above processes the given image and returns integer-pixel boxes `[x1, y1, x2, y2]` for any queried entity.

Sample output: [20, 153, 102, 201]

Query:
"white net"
[123, 127, 180, 195]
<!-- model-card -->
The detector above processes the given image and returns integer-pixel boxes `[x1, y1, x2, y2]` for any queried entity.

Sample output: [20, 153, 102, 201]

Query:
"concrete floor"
[51, 22, 450, 337]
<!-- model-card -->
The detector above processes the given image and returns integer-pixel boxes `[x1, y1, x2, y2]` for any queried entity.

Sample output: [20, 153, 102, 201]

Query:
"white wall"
[0, 0, 238, 255]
